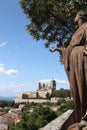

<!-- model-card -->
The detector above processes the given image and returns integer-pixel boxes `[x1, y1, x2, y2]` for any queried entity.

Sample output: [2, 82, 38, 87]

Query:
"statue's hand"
[83, 45, 87, 56]
[49, 47, 58, 52]
[83, 50, 87, 55]
[49, 46, 62, 52]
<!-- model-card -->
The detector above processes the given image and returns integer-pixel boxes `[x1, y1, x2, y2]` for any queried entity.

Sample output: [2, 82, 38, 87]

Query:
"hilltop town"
[0, 80, 71, 130]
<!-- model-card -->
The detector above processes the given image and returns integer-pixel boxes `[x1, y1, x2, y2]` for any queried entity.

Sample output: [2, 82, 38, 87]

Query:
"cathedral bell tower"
[51, 79, 56, 90]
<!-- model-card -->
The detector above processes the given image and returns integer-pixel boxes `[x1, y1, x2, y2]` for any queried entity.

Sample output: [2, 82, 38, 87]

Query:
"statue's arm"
[83, 28, 87, 55]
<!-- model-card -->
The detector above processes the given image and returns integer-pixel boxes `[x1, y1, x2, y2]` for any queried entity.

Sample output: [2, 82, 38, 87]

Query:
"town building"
[0, 113, 15, 129]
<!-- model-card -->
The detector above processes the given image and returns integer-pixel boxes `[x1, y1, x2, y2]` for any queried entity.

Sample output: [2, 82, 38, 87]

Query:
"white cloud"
[56, 79, 68, 84]
[0, 83, 31, 97]
[0, 64, 19, 78]
[39, 79, 68, 84]
[0, 64, 4, 67]
[0, 41, 7, 47]
[39, 79, 51, 83]
[6, 69, 19, 78]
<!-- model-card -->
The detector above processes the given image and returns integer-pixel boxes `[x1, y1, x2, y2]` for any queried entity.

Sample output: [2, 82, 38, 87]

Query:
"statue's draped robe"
[62, 22, 87, 122]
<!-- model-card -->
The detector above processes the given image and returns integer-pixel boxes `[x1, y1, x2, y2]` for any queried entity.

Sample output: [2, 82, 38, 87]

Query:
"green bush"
[65, 100, 74, 109]
[57, 100, 74, 116]
[56, 98, 65, 105]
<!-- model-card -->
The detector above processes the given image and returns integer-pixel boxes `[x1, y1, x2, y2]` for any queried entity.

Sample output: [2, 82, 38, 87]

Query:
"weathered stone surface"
[40, 110, 75, 130]
[83, 126, 87, 130]
[67, 123, 82, 130]
[80, 120, 87, 130]
[40, 110, 87, 130]
[67, 120, 87, 130]
[80, 120, 87, 127]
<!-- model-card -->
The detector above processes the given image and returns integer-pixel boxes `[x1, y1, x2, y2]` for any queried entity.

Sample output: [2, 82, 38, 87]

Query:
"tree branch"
[44, 0, 74, 33]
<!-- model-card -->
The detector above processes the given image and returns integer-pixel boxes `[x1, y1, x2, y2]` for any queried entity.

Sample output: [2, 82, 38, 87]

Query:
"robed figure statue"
[50, 11, 87, 123]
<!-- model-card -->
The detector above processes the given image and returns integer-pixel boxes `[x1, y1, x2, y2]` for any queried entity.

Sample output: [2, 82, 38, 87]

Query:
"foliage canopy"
[20, 0, 87, 48]
[52, 88, 71, 98]
[9, 103, 57, 130]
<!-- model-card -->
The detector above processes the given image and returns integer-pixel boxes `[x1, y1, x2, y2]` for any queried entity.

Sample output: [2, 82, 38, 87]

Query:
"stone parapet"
[40, 109, 76, 130]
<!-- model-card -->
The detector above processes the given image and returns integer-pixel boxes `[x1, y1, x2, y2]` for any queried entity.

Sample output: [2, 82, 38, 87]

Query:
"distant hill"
[0, 96, 17, 101]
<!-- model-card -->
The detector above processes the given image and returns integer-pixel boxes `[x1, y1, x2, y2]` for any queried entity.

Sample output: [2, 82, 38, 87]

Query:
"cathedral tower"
[50, 79, 56, 90]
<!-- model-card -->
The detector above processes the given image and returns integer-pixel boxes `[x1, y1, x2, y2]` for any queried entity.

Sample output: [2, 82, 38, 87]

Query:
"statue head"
[75, 11, 87, 23]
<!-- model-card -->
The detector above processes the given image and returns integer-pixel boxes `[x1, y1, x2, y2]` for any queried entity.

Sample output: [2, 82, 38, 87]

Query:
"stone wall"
[14, 98, 50, 103]
[40, 110, 76, 130]
[14, 97, 71, 103]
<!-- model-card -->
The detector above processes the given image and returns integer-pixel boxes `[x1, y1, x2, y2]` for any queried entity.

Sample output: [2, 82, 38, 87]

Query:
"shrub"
[57, 100, 74, 116]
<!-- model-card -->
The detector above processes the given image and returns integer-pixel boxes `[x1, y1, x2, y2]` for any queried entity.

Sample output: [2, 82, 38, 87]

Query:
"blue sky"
[0, 0, 69, 97]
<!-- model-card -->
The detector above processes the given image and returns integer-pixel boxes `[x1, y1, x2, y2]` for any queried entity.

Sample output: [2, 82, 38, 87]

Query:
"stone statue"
[50, 11, 87, 123]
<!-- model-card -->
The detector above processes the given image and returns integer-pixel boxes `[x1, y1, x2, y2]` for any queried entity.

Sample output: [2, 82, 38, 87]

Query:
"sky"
[0, 0, 69, 97]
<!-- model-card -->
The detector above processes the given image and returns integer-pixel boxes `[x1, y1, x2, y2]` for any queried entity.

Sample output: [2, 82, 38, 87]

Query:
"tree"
[10, 103, 57, 130]
[20, 0, 87, 50]
[52, 88, 71, 98]
[0, 101, 7, 107]
[32, 103, 57, 128]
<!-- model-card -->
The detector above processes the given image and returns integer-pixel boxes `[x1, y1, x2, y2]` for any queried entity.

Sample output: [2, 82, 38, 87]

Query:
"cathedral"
[21, 79, 56, 99]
